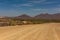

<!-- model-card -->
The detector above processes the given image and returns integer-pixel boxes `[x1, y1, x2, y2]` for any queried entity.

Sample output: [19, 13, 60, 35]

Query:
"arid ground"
[0, 23, 60, 40]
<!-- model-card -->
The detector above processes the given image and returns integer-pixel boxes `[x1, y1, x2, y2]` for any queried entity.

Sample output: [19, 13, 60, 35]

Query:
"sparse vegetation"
[0, 13, 60, 26]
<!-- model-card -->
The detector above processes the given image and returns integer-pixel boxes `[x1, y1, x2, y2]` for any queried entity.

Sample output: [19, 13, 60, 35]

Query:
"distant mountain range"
[16, 13, 60, 20]
[1, 13, 60, 20]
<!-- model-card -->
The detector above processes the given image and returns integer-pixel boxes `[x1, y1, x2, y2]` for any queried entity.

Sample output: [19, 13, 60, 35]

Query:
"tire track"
[2, 25, 39, 40]
[37, 26, 50, 40]
[53, 28, 60, 40]
[16, 26, 49, 40]
[17, 27, 40, 40]
[0, 26, 36, 40]
[19, 28, 41, 40]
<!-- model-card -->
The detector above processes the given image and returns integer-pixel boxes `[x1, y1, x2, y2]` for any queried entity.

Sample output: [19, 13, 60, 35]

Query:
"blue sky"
[0, 0, 60, 16]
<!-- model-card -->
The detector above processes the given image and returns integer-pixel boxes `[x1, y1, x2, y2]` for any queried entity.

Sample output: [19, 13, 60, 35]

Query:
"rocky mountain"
[16, 14, 33, 20]
[34, 13, 60, 20]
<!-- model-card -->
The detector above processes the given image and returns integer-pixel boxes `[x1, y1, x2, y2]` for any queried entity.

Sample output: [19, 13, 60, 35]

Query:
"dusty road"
[0, 23, 60, 40]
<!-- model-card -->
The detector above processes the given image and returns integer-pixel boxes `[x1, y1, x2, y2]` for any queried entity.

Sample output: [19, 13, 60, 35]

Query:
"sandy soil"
[0, 23, 60, 40]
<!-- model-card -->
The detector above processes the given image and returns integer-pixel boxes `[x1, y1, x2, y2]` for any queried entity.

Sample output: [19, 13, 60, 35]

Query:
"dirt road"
[0, 23, 60, 40]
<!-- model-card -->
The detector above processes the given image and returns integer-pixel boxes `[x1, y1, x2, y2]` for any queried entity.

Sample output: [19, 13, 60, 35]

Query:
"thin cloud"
[28, 0, 46, 3]
[30, 7, 60, 14]
[42, 2, 58, 4]
[13, 3, 33, 7]
[20, 3, 32, 7]
[28, 0, 58, 5]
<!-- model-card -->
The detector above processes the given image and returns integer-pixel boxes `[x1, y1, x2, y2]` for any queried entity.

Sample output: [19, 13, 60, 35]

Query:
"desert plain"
[0, 23, 60, 40]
